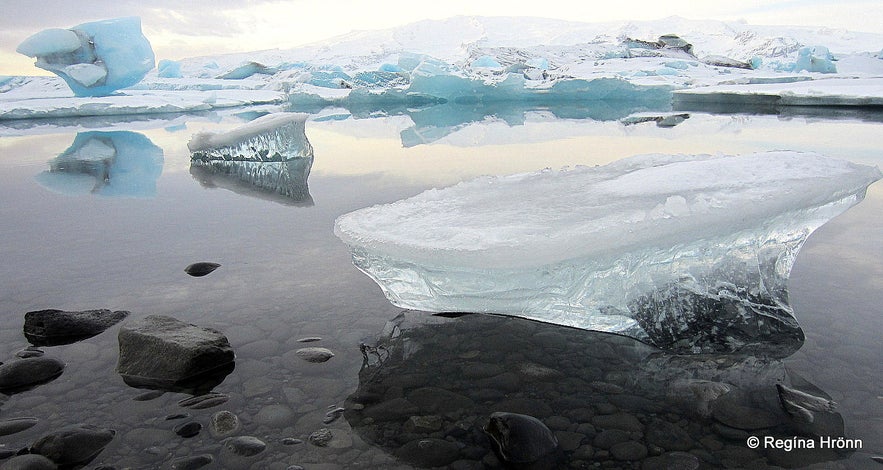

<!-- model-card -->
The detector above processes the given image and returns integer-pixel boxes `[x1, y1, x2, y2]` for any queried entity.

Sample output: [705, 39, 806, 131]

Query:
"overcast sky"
[2, 0, 882, 75]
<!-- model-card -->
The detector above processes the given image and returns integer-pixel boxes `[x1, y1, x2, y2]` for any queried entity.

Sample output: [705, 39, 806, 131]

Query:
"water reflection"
[298, 100, 674, 147]
[34, 131, 164, 197]
[189, 113, 314, 205]
[673, 101, 883, 124]
[347, 312, 848, 468]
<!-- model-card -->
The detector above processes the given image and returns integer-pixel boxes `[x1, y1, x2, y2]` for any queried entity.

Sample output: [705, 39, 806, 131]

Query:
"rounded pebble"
[174, 421, 202, 438]
[223, 436, 266, 456]
[294, 347, 334, 363]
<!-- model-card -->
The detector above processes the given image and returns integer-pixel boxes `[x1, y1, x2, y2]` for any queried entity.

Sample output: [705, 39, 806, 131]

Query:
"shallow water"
[0, 105, 881, 469]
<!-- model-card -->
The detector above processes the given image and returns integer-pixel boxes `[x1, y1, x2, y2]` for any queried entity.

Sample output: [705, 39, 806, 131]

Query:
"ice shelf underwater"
[335, 152, 881, 353]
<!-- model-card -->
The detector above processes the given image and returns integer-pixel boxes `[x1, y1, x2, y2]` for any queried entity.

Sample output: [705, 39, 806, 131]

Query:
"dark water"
[0, 106, 880, 469]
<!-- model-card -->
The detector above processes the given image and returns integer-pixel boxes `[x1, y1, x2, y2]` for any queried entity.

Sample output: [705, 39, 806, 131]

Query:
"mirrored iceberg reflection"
[335, 152, 882, 353]
[35, 130, 164, 197]
[188, 112, 314, 205]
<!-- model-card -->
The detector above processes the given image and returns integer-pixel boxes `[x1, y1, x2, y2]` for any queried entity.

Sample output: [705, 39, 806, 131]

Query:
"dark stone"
[173, 421, 201, 438]
[395, 438, 460, 468]
[116, 315, 235, 392]
[222, 436, 266, 457]
[711, 392, 779, 430]
[0, 357, 64, 393]
[484, 412, 559, 464]
[30, 424, 115, 466]
[169, 454, 213, 470]
[645, 419, 694, 451]
[610, 441, 648, 461]
[641, 451, 700, 470]
[184, 262, 221, 277]
[294, 347, 334, 363]
[0, 454, 57, 470]
[591, 413, 644, 432]
[308, 428, 333, 447]
[0, 417, 39, 437]
[24, 309, 128, 346]
[593, 429, 631, 449]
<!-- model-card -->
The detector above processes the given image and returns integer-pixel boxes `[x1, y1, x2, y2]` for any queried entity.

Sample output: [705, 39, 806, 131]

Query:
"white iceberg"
[16, 17, 155, 97]
[335, 152, 881, 351]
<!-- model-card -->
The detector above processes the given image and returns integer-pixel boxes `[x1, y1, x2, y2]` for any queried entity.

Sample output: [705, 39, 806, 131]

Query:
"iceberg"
[35, 131, 164, 197]
[335, 152, 881, 352]
[16, 17, 155, 97]
[188, 113, 314, 204]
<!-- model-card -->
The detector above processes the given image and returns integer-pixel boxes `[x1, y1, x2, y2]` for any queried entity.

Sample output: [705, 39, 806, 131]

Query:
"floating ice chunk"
[157, 59, 182, 78]
[217, 61, 277, 80]
[793, 46, 836, 73]
[471, 56, 503, 69]
[188, 113, 313, 204]
[35, 131, 164, 197]
[335, 152, 880, 351]
[16, 17, 155, 97]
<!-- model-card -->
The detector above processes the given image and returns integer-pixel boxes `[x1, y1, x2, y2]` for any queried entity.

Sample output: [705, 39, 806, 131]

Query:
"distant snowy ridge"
[3, 15, 883, 121]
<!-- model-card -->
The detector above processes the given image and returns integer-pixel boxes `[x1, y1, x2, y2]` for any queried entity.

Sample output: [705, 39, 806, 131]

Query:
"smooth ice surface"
[335, 152, 881, 347]
[16, 17, 155, 97]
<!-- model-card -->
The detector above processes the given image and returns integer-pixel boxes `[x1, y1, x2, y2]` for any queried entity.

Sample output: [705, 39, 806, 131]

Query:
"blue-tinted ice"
[188, 113, 314, 204]
[336, 152, 882, 353]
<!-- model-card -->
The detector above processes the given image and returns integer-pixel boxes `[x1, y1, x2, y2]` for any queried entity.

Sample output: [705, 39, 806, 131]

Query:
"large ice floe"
[335, 152, 881, 353]
[16, 17, 155, 97]
[188, 112, 314, 205]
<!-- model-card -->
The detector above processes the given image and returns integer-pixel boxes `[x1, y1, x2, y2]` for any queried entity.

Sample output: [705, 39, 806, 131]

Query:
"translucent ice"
[188, 113, 313, 204]
[17, 17, 155, 97]
[335, 152, 881, 351]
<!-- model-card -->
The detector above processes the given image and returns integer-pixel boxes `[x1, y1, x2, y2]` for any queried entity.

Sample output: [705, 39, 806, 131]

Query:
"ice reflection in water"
[34, 130, 164, 197]
[189, 112, 314, 205]
[348, 312, 847, 468]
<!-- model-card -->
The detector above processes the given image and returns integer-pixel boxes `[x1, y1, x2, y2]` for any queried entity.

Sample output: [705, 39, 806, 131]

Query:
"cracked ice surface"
[335, 152, 881, 351]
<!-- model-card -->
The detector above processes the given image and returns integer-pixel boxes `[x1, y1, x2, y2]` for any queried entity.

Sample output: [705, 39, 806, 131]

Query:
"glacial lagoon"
[0, 104, 881, 469]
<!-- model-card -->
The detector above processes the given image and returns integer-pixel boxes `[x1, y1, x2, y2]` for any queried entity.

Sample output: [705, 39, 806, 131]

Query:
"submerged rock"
[117, 315, 235, 391]
[484, 412, 559, 464]
[209, 410, 240, 438]
[24, 308, 129, 346]
[30, 424, 115, 466]
[294, 347, 334, 363]
[0, 357, 64, 393]
[0, 454, 57, 470]
[168, 454, 213, 470]
[223, 436, 266, 457]
[777, 383, 837, 424]
[0, 417, 39, 437]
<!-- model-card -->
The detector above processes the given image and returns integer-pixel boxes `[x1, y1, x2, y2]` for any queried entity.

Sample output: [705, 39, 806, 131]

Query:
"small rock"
[0, 417, 39, 437]
[174, 421, 201, 438]
[223, 436, 266, 456]
[30, 424, 115, 466]
[132, 390, 165, 401]
[281, 438, 303, 445]
[610, 441, 648, 461]
[645, 419, 694, 451]
[395, 438, 461, 468]
[179, 392, 229, 409]
[0, 357, 65, 393]
[15, 347, 44, 359]
[297, 337, 322, 342]
[403, 415, 443, 433]
[591, 413, 644, 432]
[323, 407, 345, 424]
[210, 410, 240, 438]
[24, 309, 129, 346]
[294, 347, 334, 363]
[169, 454, 213, 470]
[256, 404, 294, 427]
[641, 451, 700, 470]
[0, 454, 57, 470]
[184, 262, 221, 277]
[309, 428, 333, 447]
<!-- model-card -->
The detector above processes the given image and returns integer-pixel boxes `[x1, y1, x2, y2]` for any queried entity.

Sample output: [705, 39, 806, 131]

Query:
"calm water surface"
[0, 106, 880, 469]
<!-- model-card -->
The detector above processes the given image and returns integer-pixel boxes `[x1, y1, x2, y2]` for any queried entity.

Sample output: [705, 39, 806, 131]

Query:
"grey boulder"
[117, 315, 234, 390]
[30, 424, 115, 466]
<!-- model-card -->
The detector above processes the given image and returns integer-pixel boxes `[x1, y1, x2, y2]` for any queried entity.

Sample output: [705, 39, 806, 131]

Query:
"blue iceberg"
[16, 17, 155, 96]
[335, 152, 881, 352]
